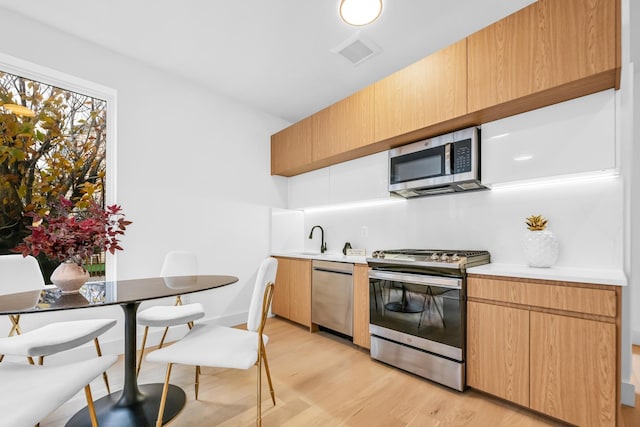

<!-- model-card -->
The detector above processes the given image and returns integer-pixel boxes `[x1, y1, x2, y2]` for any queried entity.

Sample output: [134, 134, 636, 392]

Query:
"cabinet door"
[352, 264, 370, 349]
[271, 257, 291, 318]
[467, 301, 530, 407]
[312, 86, 375, 162]
[530, 312, 616, 426]
[271, 115, 313, 176]
[374, 39, 467, 142]
[467, 0, 618, 113]
[288, 259, 312, 327]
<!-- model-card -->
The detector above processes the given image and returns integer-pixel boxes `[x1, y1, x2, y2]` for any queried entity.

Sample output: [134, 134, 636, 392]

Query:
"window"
[0, 53, 117, 281]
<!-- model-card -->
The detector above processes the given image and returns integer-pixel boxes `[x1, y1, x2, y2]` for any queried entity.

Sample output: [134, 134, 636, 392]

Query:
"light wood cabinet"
[352, 264, 370, 349]
[467, 275, 620, 426]
[312, 87, 375, 163]
[467, 301, 529, 407]
[270, 115, 313, 176]
[529, 311, 616, 426]
[467, 0, 619, 117]
[272, 257, 312, 327]
[374, 39, 467, 142]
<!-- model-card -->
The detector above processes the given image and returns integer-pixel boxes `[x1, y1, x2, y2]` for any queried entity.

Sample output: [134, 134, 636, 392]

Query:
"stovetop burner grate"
[380, 249, 490, 257]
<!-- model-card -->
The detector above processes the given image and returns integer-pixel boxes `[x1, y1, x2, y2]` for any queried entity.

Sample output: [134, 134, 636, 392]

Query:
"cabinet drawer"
[468, 277, 617, 317]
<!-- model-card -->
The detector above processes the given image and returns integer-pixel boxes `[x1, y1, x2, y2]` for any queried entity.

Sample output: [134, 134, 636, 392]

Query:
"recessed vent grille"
[331, 32, 380, 65]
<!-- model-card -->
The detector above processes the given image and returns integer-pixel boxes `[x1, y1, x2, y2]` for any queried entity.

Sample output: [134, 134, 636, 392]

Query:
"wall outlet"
[360, 226, 368, 238]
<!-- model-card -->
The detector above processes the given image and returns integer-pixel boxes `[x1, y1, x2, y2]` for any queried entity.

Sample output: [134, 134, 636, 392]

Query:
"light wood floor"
[41, 318, 640, 426]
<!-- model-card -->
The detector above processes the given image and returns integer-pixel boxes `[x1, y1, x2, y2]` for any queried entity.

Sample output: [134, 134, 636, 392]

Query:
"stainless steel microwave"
[388, 127, 487, 198]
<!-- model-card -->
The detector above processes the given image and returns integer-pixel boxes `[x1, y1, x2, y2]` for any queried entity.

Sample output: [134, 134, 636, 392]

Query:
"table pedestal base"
[66, 383, 186, 427]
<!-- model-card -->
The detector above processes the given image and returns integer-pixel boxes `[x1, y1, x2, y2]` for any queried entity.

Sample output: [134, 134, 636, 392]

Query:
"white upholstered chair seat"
[137, 303, 205, 328]
[147, 322, 269, 369]
[0, 355, 117, 426]
[0, 318, 116, 357]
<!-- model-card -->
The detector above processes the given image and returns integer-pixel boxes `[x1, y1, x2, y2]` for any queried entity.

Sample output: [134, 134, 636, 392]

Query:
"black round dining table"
[0, 274, 238, 427]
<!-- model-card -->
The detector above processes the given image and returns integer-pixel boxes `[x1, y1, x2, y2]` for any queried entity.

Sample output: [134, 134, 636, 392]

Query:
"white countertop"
[467, 263, 627, 286]
[270, 251, 368, 265]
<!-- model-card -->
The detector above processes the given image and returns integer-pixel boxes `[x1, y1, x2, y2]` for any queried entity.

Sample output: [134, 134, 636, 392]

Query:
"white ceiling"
[0, 0, 536, 123]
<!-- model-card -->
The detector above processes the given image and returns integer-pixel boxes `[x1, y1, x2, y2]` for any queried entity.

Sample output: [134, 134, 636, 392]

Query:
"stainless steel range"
[367, 249, 490, 391]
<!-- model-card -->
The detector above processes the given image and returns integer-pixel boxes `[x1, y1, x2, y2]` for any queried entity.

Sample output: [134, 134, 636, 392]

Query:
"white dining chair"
[0, 255, 116, 393]
[136, 250, 205, 376]
[0, 355, 118, 426]
[147, 257, 278, 427]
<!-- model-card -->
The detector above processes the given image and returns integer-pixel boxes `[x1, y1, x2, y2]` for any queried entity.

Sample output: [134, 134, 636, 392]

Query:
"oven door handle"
[368, 270, 462, 289]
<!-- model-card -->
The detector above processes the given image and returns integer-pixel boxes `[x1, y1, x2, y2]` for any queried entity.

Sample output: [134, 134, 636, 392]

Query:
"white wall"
[0, 7, 289, 359]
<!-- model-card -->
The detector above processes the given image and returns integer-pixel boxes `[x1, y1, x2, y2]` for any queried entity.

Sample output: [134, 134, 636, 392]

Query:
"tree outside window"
[0, 70, 108, 281]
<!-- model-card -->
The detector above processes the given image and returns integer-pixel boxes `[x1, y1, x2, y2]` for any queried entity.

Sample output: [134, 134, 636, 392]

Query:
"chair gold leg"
[93, 338, 111, 394]
[256, 354, 262, 427]
[195, 365, 201, 400]
[9, 314, 22, 336]
[84, 385, 99, 427]
[27, 356, 35, 365]
[4, 315, 29, 365]
[137, 326, 149, 377]
[261, 344, 276, 406]
[158, 326, 170, 348]
[38, 356, 44, 365]
[156, 363, 173, 427]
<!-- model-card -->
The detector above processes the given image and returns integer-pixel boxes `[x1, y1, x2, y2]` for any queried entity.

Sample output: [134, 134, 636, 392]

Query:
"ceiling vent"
[331, 32, 381, 65]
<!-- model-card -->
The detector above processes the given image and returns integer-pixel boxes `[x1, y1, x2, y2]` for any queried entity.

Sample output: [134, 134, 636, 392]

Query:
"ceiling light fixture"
[339, 0, 383, 26]
[2, 103, 35, 117]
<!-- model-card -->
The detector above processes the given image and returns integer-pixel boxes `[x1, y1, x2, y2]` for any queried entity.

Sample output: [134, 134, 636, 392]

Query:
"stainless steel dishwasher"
[311, 260, 354, 337]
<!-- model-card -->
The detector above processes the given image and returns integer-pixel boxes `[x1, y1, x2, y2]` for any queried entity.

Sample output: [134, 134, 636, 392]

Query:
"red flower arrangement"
[14, 197, 132, 264]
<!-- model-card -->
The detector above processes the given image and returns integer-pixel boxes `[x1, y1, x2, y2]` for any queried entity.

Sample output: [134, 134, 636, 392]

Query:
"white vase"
[50, 260, 90, 293]
[523, 229, 559, 268]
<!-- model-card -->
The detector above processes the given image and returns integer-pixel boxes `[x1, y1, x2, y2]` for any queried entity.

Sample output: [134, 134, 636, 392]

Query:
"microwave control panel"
[452, 139, 472, 174]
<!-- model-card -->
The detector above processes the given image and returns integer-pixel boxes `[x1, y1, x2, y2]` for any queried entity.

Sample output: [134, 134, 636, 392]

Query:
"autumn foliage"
[13, 196, 131, 264]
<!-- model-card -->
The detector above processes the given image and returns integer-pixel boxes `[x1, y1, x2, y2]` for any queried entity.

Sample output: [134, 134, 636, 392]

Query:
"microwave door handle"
[444, 143, 452, 175]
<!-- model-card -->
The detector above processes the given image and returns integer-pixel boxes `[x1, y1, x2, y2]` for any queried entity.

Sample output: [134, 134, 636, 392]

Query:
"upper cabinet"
[271, 115, 313, 176]
[467, 0, 619, 117]
[271, 0, 620, 177]
[374, 39, 468, 142]
[312, 86, 375, 163]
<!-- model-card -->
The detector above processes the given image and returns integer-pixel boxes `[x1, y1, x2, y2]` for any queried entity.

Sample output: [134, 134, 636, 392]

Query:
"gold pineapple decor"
[525, 214, 548, 231]
[523, 214, 558, 267]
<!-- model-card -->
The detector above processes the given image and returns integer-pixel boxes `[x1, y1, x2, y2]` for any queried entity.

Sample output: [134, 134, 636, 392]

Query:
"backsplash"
[300, 175, 623, 269]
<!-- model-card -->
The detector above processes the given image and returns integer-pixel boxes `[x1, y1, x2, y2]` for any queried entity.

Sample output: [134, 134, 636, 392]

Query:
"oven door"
[369, 270, 464, 361]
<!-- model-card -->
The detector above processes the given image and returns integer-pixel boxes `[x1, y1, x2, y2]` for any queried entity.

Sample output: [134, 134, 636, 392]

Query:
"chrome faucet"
[309, 225, 327, 253]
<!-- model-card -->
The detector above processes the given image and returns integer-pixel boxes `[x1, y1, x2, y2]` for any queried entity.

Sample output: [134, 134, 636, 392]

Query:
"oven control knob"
[451, 253, 460, 261]
[440, 253, 450, 261]
[430, 253, 440, 261]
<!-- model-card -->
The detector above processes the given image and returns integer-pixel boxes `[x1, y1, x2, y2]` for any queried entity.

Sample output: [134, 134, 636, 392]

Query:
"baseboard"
[35, 311, 249, 365]
[632, 329, 640, 345]
[622, 381, 636, 407]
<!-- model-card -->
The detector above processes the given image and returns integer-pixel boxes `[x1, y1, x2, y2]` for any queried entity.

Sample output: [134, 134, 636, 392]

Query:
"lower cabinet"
[467, 301, 529, 407]
[529, 312, 616, 426]
[272, 257, 311, 327]
[352, 264, 371, 349]
[467, 276, 619, 426]
[272, 256, 371, 347]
